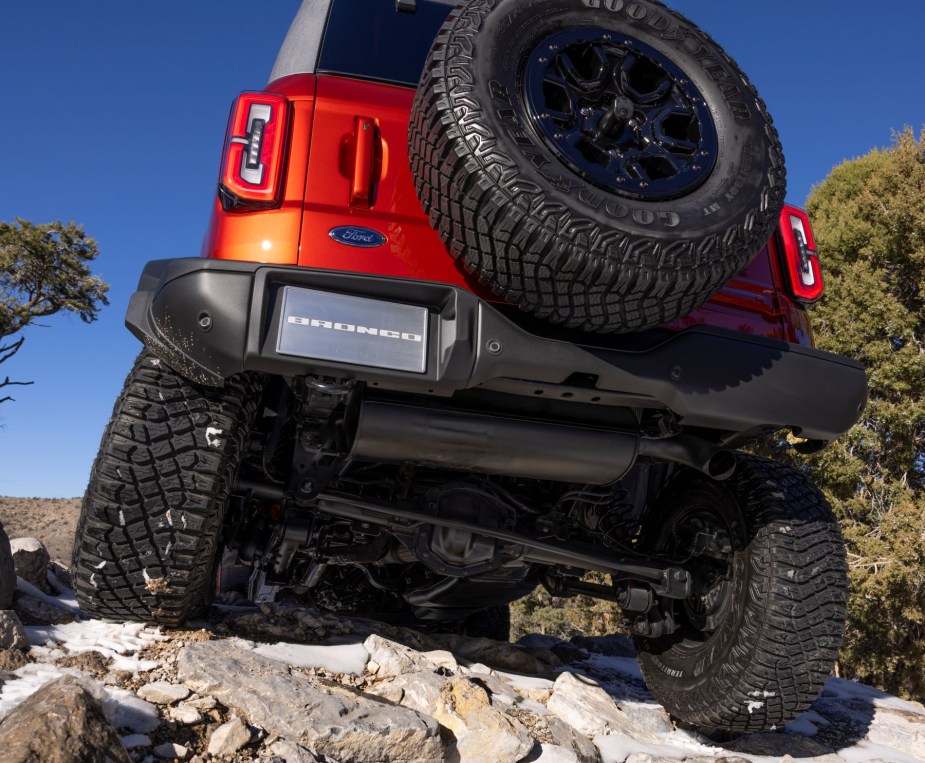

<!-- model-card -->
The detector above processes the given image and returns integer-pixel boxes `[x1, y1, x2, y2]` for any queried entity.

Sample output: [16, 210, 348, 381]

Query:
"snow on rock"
[253, 640, 369, 675]
[3, 553, 925, 763]
[15, 576, 79, 614]
[0, 662, 159, 735]
[0, 675, 131, 763]
[24, 618, 164, 671]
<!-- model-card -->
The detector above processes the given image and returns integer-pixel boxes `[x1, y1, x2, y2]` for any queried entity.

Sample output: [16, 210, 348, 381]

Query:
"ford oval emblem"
[329, 226, 387, 248]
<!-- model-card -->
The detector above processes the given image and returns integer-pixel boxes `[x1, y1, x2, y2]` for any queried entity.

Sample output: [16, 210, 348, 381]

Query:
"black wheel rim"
[661, 505, 736, 645]
[524, 28, 718, 201]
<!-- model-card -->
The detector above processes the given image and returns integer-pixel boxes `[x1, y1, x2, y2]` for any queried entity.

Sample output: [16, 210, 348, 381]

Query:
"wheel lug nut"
[580, 107, 593, 117]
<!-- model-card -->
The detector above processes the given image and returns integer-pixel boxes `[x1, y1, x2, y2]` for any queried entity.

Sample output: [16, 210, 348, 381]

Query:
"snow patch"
[121, 734, 152, 749]
[205, 427, 224, 447]
[24, 619, 164, 673]
[252, 641, 369, 675]
[0, 664, 158, 733]
[746, 700, 764, 714]
[16, 577, 80, 614]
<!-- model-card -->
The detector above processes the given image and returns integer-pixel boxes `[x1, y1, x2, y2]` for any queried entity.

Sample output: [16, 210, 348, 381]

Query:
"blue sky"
[1, 0, 923, 497]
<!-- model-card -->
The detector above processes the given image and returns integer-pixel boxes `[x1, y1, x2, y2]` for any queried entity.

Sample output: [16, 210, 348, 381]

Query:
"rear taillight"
[778, 205, 823, 303]
[219, 92, 289, 210]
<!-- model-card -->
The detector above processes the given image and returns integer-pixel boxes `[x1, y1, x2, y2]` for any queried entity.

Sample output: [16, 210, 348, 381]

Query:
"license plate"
[276, 286, 428, 373]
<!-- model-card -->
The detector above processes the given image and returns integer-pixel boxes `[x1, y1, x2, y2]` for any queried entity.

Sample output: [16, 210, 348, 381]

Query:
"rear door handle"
[350, 116, 377, 208]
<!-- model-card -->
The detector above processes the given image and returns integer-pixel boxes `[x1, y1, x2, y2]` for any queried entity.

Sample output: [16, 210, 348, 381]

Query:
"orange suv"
[73, 0, 866, 734]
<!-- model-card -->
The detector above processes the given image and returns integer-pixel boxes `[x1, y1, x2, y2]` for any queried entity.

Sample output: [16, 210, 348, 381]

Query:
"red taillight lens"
[219, 92, 289, 210]
[778, 205, 823, 303]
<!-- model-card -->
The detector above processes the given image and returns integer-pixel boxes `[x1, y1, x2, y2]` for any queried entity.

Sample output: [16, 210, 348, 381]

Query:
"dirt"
[0, 496, 81, 562]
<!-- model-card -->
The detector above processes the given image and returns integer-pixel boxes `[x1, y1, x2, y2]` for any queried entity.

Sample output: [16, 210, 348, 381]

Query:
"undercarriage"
[218, 375, 732, 639]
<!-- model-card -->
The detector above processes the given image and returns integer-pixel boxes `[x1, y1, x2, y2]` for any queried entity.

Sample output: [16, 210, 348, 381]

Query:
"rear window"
[318, 0, 453, 87]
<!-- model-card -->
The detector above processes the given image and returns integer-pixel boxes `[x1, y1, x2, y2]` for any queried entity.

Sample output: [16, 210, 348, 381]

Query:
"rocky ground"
[0, 527, 924, 763]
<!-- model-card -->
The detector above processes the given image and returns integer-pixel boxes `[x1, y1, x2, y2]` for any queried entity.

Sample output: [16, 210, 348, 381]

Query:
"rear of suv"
[73, 0, 867, 735]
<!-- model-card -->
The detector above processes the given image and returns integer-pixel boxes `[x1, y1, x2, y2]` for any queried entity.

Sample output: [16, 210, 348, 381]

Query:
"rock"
[569, 633, 636, 658]
[13, 593, 75, 624]
[865, 705, 925, 758]
[545, 715, 601, 763]
[0, 523, 15, 609]
[517, 630, 589, 664]
[270, 739, 321, 762]
[506, 706, 600, 763]
[177, 640, 443, 762]
[366, 680, 406, 704]
[222, 604, 354, 643]
[47, 560, 73, 591]
[434, 633, 562, 674]
[55, 649, 113, 677]
[367, 670, 446, 715]
[431, 677, 535, 763]
[532, 745, 581, 762]
[364, 634, 438, 676]
[137, 680, 191, 705]
[614, 700, 674, 737]
[0, 674, 131, 763]
[550, 642, 590, 664]
[9, 537, 50, 592]
[207, 716, 251, 757]
[0, 609, 28, 649]
[185, 694, 218, 711]
[0, 646, 29, 671]
[547, 672, 656, 742]
[421, 648, 459, 672]
[154, 741, 188, 759]
[168, 703, 203, 725]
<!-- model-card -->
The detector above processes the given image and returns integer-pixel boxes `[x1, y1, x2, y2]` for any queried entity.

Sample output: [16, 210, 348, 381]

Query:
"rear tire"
[634, 455, 847, 733]
[72, 352, 262, 626]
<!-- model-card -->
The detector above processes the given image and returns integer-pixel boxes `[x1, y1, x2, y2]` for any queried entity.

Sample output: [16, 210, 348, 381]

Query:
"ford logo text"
[329, 226, 387, 248]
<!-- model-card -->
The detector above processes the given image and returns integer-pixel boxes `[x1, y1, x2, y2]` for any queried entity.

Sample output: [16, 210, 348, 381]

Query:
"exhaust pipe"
[351, 401, 638, 485]
[349, 400, 735, 483]
[638, 436, 736, 481]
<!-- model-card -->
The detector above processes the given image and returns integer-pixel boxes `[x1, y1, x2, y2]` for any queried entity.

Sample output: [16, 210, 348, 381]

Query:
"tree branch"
[0, 336, 25, 365]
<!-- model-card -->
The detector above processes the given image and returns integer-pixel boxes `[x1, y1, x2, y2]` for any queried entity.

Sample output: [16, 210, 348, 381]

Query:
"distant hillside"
[0, 496, 81, 562]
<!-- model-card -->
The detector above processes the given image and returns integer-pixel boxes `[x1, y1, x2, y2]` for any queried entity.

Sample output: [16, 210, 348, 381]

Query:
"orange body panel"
[297, 76, 485, 291]
[201, 75, 317, 266]
[203, 73, 812, 346]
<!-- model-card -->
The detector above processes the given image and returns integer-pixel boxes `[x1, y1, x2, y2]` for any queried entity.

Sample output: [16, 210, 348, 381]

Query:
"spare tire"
[410, 0, 786, 333]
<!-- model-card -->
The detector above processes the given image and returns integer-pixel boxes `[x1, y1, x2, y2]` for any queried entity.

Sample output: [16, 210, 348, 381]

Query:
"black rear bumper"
[126, 258, 866, 445]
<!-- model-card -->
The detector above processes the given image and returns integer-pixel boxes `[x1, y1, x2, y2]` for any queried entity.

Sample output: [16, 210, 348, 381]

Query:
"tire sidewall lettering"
[577, 0, 752, 120]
